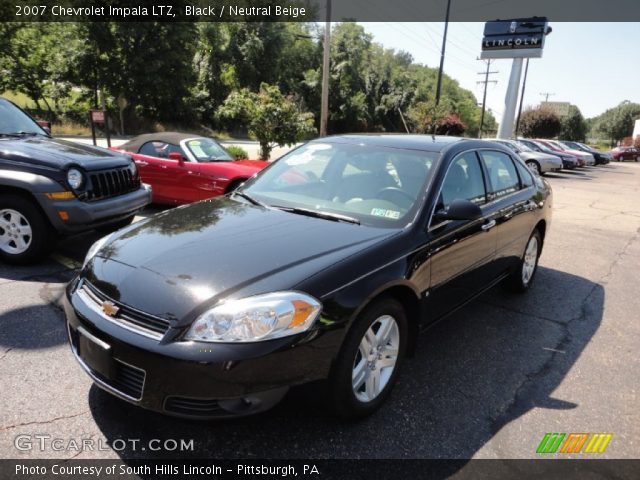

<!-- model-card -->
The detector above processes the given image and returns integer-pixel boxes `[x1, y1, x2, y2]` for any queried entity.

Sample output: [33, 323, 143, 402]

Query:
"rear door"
[425, 150, 501, 321]
[478, 150, 538, 274]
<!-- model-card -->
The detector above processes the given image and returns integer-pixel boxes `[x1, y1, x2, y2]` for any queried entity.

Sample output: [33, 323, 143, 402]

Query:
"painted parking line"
[50, 253, 82, 270]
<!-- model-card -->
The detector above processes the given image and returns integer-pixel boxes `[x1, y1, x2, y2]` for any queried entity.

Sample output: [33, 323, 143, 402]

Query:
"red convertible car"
[113, 132, 269, 205]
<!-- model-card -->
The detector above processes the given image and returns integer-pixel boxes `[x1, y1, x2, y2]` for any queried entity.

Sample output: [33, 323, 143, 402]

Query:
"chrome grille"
[86, 167, 140, 201]
[79, 281, 171, 339]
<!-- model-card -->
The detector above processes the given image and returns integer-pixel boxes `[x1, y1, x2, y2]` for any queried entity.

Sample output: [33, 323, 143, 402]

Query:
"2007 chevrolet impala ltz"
[64, 135, 552, 419]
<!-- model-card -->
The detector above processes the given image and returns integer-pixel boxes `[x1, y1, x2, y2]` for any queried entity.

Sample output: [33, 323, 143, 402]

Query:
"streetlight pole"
[319, 0, 331, 137]
[434, 0, 451, 106]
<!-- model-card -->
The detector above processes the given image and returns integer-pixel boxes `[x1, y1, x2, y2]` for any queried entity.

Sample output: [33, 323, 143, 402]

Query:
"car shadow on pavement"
[88, 267, 603, 474]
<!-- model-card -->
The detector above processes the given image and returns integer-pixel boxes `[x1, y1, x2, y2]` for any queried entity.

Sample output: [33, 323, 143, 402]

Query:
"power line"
[540, 92, 555, 102]
[477, 58, 499, 138]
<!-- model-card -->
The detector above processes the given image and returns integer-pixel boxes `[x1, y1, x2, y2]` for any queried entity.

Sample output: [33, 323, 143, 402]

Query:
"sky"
[359, 22, 640, 122]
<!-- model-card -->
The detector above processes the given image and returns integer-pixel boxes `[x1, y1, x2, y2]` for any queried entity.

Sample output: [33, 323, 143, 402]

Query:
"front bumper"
[63, 280, 334, 419]
[36, 185, 152, 234]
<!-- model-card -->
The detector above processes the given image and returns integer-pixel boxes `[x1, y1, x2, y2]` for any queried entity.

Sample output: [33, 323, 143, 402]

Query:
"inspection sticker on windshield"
[371, 208, 400, 219]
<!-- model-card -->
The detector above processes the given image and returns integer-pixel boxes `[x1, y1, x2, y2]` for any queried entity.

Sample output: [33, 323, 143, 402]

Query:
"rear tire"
[0, 194, 56, 265]
[327, 298, 407, 419]
[503, 229, 542, 293]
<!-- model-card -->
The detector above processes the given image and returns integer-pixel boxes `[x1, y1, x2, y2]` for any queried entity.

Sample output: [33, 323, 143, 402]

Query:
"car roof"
[310, 134, 471, 153]
[120, 132, 206, 152]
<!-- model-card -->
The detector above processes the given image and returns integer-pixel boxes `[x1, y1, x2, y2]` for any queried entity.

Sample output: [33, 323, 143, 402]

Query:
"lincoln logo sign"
[481, 17, 550, 60]
[536, 433, 613, 454]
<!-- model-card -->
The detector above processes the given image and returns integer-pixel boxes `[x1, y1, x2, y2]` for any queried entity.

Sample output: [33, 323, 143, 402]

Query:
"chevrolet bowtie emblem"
[101, 301, 119, 317]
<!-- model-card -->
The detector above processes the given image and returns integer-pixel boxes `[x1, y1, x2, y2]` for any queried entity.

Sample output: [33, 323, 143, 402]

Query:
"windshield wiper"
[232, 191, 269, 208]
[1, 131, 41, 137]
[273, 206, 360, 225]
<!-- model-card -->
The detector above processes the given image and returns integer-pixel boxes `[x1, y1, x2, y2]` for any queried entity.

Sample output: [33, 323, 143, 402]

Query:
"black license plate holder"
[77, 327, 114, 380]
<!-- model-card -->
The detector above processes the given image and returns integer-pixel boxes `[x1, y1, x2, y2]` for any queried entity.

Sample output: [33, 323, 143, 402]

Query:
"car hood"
[521, 151, 560, 162]
[0, 136, 131, 170]
[85, 197, 396, 324]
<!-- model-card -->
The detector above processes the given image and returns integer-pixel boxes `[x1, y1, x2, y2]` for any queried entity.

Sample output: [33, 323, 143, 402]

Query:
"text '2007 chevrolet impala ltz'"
[64, 135, 552, 419]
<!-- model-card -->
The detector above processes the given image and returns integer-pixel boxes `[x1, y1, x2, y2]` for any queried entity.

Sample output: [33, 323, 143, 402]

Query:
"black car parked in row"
[0, 97, 151, 264]
[65, 135, 552, 419]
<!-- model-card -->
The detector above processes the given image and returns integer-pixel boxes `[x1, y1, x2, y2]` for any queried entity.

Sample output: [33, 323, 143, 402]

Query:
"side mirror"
[433, 199, 482, 222]
[168, 152, 186, 164]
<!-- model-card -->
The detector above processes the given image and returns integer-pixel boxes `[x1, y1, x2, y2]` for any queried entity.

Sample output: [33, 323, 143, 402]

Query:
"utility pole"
[477, 59, 498, 138]
[540, 92, 554, 102]
[434, 0, 451, 106]
[319, 0, 331, 137]
[514, 58, 530, 137]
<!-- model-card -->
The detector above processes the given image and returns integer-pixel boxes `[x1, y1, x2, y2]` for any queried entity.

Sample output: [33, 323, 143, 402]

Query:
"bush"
[519, 107, 562, 139]
[225, 145, 249, 160]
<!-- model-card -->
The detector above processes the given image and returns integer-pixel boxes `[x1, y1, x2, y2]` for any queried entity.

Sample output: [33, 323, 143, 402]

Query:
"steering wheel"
[375, 187, 414, 209]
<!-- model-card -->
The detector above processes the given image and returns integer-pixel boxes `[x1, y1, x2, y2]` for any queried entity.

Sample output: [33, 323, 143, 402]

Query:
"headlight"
[128, 158, 137, 177]
[82, 233, 114, 269]
[67, 168, 84, 190]
[184, 292, 321, 343]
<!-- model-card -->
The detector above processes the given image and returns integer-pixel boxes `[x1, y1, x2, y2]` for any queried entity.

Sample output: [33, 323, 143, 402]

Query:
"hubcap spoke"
[376, 317, 394, 346]
[365, 369, 381, 401]
[352, 358, 368, 391]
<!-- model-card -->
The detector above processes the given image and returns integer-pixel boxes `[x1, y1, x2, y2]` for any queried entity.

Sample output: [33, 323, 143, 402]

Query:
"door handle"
[135, 160, 148, 166]
[481, 219, 496, 231]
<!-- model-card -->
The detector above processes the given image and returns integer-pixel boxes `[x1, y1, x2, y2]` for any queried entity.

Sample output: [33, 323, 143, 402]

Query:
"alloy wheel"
[522, 235, 539, 286]
[352, 314, 400, 402]
[0, 209, 33, 255]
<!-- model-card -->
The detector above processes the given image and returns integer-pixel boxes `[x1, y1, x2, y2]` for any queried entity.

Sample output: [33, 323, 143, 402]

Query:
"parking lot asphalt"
[1, 163, 639, 463]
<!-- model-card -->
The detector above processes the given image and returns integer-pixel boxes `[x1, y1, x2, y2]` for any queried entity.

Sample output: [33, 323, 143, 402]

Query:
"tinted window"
[139, 141, 182, 159]
[440, 152, 486, 208]
[479, 151, 520, 198]
[514, 159, 534, 187]
[0, 99, 46, 135]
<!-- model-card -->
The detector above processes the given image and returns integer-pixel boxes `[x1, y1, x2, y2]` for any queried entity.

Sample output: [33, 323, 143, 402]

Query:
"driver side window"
[440, 152, 487, 209]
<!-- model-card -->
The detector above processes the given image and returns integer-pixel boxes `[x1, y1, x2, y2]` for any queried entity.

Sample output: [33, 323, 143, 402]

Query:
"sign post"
[481, 18, 551, 139]
[89, 109, 110, 147]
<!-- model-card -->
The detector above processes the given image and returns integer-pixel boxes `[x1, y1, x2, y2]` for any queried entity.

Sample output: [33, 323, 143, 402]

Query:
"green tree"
[559, 105, 587, 141]
[218, 83, 315, 159]
[591, 101, 640, 146]
[518, 107, 562, 138]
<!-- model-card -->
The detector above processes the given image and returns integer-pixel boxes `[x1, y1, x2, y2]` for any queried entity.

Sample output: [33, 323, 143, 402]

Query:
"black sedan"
[64, 135, 552, 419]
[560, 141, 611, 165]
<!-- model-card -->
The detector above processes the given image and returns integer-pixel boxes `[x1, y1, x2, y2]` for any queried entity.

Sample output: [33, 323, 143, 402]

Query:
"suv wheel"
[0, 195, 56, 264]
[327, 298, 407, 418]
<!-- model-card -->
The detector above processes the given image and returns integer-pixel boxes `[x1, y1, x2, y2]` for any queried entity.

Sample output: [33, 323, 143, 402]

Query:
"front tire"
[526, 160, 542, 176]
[327, 298, 407, 419]
[0, 194, 56, 265]
[504, 229, 542, 293]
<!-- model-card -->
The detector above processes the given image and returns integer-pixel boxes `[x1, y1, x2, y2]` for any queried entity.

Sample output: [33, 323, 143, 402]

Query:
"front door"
[425, 151, 500, 321]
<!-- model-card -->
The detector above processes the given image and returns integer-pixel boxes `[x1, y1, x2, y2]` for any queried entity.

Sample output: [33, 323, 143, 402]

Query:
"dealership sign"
[481, 17, 550, 59]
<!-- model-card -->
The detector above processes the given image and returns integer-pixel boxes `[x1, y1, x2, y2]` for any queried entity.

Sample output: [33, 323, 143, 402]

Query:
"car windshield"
[184, 138, 233, 162]
[0, 99, 46, 136]
[496, 141, 519, 153]
[239, 142, 438, 228]
[513, 141, 533, 152]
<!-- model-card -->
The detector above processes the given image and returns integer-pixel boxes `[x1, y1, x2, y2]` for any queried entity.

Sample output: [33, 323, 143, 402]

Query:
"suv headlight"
[82, 233, 114, 269]
[128, 158, 137, 177]
[185, 292, 321, 343]
[67, 168, 84, 190]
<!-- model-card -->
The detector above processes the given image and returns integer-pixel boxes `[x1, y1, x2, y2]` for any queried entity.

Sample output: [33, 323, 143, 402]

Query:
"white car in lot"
[488, 139, 563, 175]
